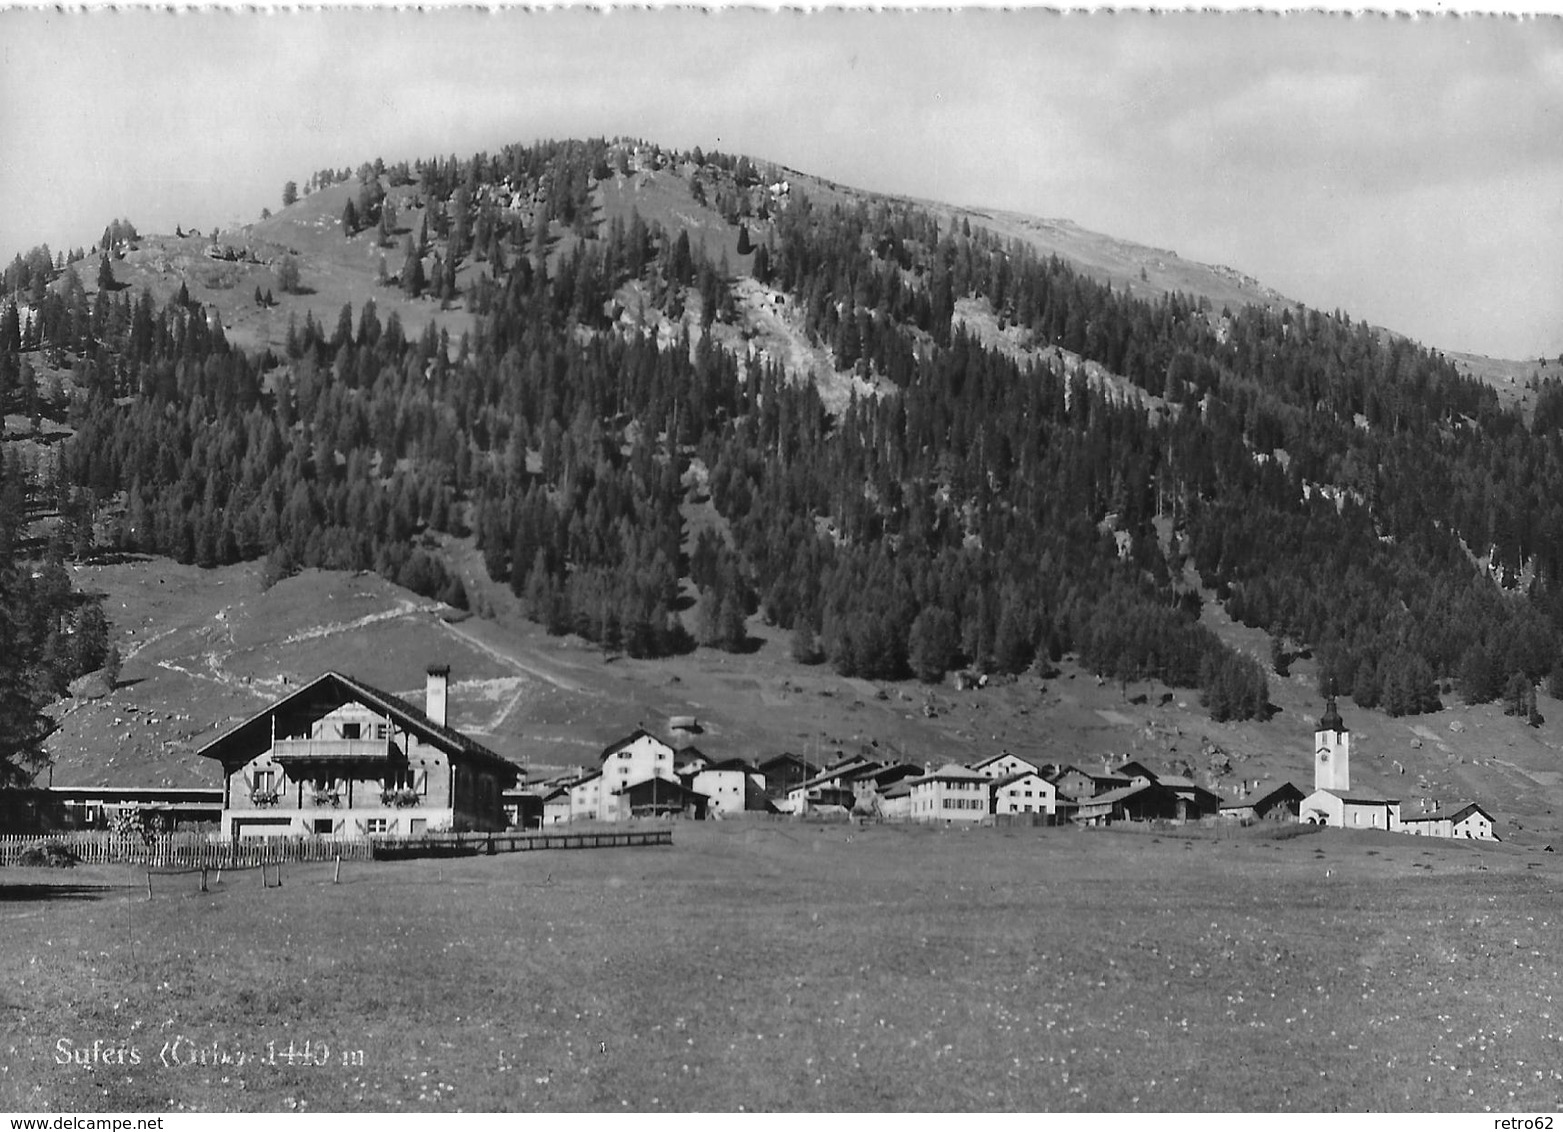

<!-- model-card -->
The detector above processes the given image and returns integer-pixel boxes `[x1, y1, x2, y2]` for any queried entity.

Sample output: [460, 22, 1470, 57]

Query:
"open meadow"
[3, 821, 1561, 1112]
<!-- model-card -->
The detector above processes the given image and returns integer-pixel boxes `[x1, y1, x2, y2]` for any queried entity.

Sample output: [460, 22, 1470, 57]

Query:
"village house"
[781, 754, 882, 814]
[1072, 778, 1221, 825]
[904, 764, 991, 824]
[541, 783, 573, 826]
[585, 729, 679, 822]
[989, 769, 1059, 817]
[684, 758, 770, 817]
[1049, 764, 1132, 800]
[617, 776, 709, 820]
[852, 763, 922, 806]
[879, 778, 915, 822]
[563, 770, 606, 822]
[972, 751, 1042, 780]
[756, 753, 818, 803]
[674, 746, 712, 776]
[1218, 781, 1305, 824]
[196, 666, 518, 839]
[1401, 802, 1498, 841]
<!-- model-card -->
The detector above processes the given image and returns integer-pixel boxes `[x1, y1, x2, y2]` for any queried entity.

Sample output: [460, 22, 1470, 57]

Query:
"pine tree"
[282, 181, 298, 207]
[790, 620, 824, 665]
[908, 607, 959, 683]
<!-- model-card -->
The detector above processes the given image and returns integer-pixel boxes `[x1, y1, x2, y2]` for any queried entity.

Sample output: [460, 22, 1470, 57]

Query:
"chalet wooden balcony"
[270, 738, 394, 764]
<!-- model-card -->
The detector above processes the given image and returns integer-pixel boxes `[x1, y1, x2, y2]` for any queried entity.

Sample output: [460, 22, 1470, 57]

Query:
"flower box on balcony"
[380, 788, 421, 809]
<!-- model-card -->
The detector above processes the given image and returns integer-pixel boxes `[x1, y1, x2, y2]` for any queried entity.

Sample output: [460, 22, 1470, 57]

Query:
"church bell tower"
[1314, 695, 1350, 792]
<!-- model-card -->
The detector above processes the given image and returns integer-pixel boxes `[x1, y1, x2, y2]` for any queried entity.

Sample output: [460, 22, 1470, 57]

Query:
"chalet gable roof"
[193, 670, 517, 782]
[600, 729, 670, 761]
[918, 763, 989, 783]
[991, 770, 1050, 789]
[697, 757, 757, 774]
[973, 751, 1039, 772]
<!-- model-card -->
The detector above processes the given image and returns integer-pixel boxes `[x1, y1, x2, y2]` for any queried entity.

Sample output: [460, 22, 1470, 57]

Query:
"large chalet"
[195, 666, 518, 839]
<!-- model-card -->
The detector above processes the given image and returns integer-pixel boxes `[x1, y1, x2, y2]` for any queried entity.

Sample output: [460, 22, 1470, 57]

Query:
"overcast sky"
[1, 8, 1559, 358]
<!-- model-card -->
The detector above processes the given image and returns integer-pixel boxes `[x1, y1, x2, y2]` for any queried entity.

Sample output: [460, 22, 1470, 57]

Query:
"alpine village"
[1, 133, 1556, 1114]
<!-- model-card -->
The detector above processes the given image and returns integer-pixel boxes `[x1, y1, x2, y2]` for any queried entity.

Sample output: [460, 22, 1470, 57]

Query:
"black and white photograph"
[1, 3, 1562, 1115]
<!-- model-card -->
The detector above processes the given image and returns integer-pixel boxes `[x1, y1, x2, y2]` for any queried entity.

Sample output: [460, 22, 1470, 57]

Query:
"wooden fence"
[0, 827, 674, 867]
[370, 829, 673, 859]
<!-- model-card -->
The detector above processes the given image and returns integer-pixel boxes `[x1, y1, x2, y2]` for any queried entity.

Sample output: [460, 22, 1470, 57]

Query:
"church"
[1298, 697, 1403, 831]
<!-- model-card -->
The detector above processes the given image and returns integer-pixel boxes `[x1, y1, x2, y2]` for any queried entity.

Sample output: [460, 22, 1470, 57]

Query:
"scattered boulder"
[67, 670, 113, 701]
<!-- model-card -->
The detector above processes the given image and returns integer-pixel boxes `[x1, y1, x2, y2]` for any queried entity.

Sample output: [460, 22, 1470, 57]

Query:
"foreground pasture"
[2, 822, 1560, 1112]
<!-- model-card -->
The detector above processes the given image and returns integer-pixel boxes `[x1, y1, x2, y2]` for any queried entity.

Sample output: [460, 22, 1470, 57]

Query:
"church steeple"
[1314, 695, 1350, 792]
[1319, 695, 1345, 735]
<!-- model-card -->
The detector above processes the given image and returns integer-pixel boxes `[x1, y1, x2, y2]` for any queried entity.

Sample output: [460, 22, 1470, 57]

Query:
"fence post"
[333, 855, 341, 885]
[145, 869, 152, 901]
[199, 867, 208, 893]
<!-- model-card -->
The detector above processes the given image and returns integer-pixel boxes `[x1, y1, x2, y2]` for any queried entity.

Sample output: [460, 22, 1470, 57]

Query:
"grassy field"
[2, 821, 1560, 1112]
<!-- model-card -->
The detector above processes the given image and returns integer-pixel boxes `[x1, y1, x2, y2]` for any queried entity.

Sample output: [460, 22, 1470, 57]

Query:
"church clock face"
[1317, 746, 1330, 763]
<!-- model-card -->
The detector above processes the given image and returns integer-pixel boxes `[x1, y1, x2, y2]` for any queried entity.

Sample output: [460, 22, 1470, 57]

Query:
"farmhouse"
[989, 770, 1059, 816]
[972, 751, 1042, 780]
[595, 729, 678, 821]
[1072, 779, 1219, 825]
[684, 758, 771, 817]
[674, 746, 712, 776]
[782, 754, 882, 814]
[617, 776, 709, 821]
[1049, 764, 1131, 800]
[756, 753, 817, 802]
[903, 764, 991, 823]
[1218, 781, 1305, 824]
[1402, 802, 1499, 841]
[196, 666, 518, 839]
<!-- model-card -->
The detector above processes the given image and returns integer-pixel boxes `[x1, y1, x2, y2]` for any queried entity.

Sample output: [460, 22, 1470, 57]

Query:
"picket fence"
[0, 832, 374, 868]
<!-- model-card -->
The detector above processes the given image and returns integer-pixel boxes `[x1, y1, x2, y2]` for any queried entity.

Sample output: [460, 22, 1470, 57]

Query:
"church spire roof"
[1318, 695, 1346, 734]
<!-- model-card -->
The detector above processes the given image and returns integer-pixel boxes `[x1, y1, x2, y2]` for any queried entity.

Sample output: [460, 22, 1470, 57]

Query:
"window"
[341, 722, 362, 740]
[366, 818, 389, 834]
[375, 723, 387, 740]
[253, 770, 274, 793]
[312, 818, 334, 835]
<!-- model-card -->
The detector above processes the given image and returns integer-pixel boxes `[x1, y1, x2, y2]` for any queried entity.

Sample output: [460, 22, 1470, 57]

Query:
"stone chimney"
[426, 665, 450, 728]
